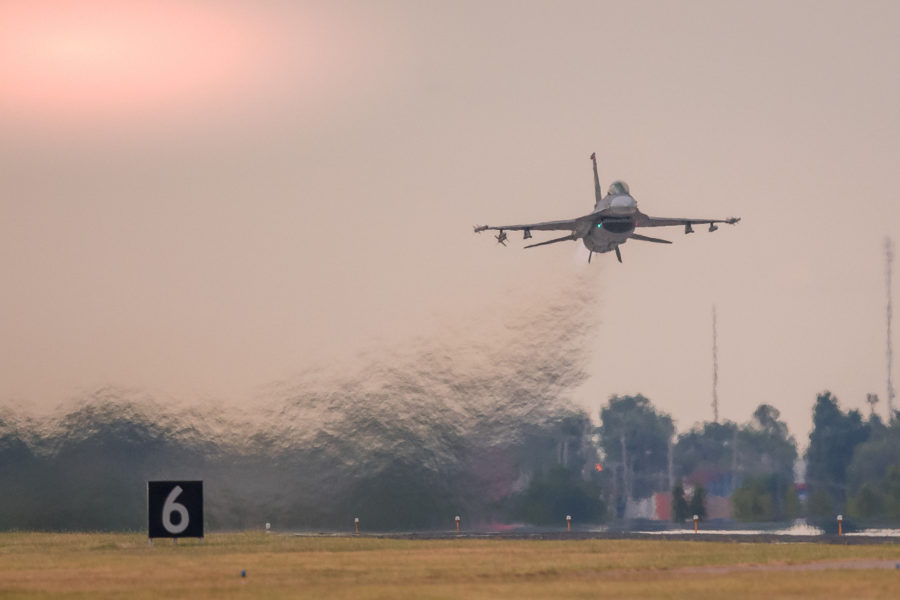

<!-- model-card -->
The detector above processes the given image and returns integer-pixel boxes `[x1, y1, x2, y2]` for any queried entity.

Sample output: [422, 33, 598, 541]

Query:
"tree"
[514, 466, 605, 525]
[737, 404, 797, 517]
[847, 434, 900, 493]
[0, 413, 41, 530]
[846, 414, 898, 483]
[674, 421, 738, 485]
[689, 483, 707, 520]
[866, 393, 880, 418]
[674, 405, 796, 505]
[598, 395, 674, 509]
[807, 489, 834, 520]
[732, 476, 776, 521]
[784, 486, 802, 520]
[838, 414, 900, 522]
[739, 405, 797, 480]
[848, 484, 884, 520]
[884, 465, 900, 521]
[731, 472, 800, 523]
[806, 392, 871, 510]
[671, 482, 690, 522]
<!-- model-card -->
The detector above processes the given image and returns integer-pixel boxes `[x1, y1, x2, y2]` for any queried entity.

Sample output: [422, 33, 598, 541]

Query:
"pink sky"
[1, 0, 898, 442]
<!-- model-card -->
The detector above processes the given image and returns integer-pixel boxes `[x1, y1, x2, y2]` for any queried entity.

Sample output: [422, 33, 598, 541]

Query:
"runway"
[293, 530, 900, 545]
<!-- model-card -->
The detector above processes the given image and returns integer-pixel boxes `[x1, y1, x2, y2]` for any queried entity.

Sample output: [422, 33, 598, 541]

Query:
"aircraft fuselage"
[585, 196, 637, 253]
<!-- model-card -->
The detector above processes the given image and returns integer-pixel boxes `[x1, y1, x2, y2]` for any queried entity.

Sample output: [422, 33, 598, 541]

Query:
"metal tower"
[712, 305, 719, 423]
[887, 237, 895, 421]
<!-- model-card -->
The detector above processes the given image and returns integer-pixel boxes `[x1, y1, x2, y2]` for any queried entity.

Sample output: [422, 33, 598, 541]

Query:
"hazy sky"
[2, 0, 898, 441]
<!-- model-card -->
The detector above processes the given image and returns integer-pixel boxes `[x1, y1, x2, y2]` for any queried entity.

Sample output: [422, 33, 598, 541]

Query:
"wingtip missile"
[726, 217, 741, 225]
[474, 225, 488, 233]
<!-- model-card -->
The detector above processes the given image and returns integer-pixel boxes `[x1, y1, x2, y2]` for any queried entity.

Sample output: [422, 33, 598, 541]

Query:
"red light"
[595, 463, 603, 472]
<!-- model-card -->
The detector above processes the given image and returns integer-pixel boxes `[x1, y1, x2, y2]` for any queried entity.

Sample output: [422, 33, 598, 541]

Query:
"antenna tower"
[887, 237, 895, 421]
[712, 305, 719, 423]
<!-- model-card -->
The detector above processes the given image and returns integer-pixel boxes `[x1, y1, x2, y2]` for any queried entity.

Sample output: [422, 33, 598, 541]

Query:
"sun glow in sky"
[0, 1, 300, 129]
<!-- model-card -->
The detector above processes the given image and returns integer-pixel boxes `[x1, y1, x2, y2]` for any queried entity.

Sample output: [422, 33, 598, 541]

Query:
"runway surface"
[293, 530, 900, 545]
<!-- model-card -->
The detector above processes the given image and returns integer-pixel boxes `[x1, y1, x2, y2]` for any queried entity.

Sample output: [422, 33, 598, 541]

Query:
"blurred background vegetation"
[1, 388, 898, 531]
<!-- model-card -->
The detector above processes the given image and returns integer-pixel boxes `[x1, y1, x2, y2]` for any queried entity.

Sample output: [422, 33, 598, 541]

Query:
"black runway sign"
[147, 481, 203, 539]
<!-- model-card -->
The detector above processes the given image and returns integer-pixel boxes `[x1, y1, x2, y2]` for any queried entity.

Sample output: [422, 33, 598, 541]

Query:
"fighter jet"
[474, 153, 740, 263]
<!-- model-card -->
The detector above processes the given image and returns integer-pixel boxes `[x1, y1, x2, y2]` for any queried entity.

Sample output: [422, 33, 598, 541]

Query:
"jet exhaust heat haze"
[0, 278, 600, 531]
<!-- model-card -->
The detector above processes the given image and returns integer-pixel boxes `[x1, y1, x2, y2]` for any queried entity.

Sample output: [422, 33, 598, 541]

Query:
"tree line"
[588, 391, 900, 526]
[1, 390, 898, 530]
[0, 391, 598, 531]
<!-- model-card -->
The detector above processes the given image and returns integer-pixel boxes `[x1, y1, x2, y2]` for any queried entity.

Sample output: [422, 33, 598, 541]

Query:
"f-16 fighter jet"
[475, 153, 740, 262]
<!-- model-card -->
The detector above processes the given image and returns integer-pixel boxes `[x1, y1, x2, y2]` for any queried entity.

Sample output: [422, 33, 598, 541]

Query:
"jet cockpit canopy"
[608, 181, 630, 196]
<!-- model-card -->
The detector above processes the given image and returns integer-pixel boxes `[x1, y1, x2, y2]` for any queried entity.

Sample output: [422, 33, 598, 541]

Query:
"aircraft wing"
[474, 213, 595, 234]
[635, 212, 740, 228]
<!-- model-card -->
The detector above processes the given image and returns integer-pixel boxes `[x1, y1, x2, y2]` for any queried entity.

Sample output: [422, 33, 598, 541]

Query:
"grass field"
[1, 532, 898, 599]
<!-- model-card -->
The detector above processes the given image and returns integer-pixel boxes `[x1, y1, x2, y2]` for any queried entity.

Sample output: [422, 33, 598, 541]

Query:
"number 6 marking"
[162, 485, 189, 534]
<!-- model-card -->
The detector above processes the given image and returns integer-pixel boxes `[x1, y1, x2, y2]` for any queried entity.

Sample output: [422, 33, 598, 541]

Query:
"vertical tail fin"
[590, 152, 602, 207]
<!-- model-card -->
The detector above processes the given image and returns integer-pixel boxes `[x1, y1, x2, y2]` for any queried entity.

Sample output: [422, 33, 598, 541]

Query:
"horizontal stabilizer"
[524, 234, 578, 249]
[629, 233, 672, 244]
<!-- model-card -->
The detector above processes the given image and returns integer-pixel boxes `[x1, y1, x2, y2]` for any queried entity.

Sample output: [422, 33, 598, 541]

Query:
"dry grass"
[0, 532, 898, 599]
